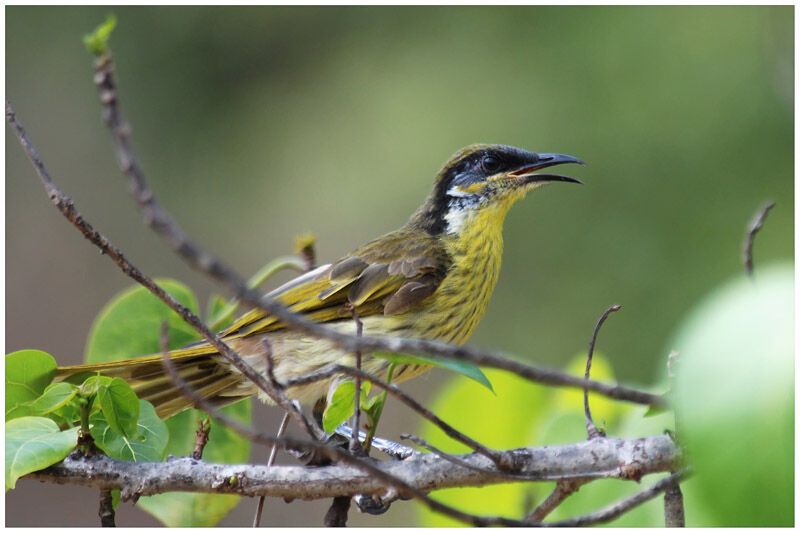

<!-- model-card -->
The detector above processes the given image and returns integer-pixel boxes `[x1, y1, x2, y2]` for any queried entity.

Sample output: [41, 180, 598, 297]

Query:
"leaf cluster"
[5, 349, 166, 491]
[6, 279, 252, 526]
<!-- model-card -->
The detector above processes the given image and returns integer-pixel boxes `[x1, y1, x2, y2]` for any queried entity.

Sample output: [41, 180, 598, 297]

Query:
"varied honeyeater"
[56, 144, 583, 419]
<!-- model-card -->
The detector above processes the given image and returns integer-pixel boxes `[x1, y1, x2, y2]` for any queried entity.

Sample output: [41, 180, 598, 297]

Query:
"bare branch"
[192, 418, 212, 461]
[92, 54, 252, 293]
[525, 479, 586, 523]
[99, 488, 115, 527]
[585, 305, 621, 439]
[28, 437, 681, 503]
[545, 469, 689, 527]
[323, 496, 351, 527]
[743, 200, 775, 276]
[664, 482, 686, 527]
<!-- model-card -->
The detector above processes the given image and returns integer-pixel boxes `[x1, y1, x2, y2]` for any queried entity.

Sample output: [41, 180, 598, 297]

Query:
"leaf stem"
[363, 363, 395, 452]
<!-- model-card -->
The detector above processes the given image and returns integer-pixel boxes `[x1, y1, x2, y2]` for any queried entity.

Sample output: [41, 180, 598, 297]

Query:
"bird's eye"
[481, 155, 502, 174]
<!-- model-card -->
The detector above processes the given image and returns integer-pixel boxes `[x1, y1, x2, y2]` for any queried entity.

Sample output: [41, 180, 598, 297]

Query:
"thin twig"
[743, 200, 775, 277]
[286, 364, 510, 469]
[192, 418, 212, 461]
[545, 470, 689, 527]
[161, 321, 213, 461]
[525, 479, 585, 523]
[253, 412, 290, 527]
[6, 100, 322, 441]
[99, 488, 116, 527]
[92, 54, 251, 293]
[584, 305, 620, 439]
[400, 434, 520, 480]
[349, 306, 364, 455]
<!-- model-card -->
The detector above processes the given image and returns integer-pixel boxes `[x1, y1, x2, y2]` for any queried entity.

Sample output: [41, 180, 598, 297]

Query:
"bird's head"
[410, 144, 584, 235]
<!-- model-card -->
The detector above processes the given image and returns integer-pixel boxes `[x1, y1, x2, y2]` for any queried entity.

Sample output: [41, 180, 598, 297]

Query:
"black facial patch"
[411, 145, 543, 235]
[443, 146, 539, 192]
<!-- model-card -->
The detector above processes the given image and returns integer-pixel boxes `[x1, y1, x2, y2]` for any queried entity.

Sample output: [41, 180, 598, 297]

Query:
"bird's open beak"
[508, 153, 585, 185]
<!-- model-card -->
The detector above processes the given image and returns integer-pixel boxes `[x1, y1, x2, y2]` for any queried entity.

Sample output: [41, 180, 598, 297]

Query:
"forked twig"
[545, 470, 689, 527]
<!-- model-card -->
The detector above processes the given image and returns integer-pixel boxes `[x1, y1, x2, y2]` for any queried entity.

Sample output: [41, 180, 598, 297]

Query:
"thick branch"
[28, 436, 680, 500]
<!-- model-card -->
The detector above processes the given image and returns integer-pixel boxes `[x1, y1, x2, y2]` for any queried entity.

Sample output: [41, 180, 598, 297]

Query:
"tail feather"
[55, 345, 244, 419]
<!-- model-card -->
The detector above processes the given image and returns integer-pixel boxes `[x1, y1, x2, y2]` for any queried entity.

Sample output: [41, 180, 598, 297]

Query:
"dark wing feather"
[220, 227, 451, 339]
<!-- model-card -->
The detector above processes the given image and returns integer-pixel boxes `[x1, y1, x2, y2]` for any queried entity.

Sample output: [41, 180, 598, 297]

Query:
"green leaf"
[29, 383, 78, 415]
[137, 401, 252, 526]
[85, 279, 201, 364]
[322, 381, 370, 433]
[83, 14, 116, 56]
[96, 377, 140, 438]
[6, 417, 78, 491]
[672, 264, 793, 526]
[6, 350, 58, 419]
[91, 400, 168, 462]
[372, 351, 493, 392]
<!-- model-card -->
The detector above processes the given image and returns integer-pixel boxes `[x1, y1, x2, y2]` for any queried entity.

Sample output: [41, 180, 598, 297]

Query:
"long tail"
[55, 344, 248, 419]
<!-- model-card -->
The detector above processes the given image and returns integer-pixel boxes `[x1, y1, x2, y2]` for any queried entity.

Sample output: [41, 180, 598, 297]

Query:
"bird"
[56, 144, 583, 420]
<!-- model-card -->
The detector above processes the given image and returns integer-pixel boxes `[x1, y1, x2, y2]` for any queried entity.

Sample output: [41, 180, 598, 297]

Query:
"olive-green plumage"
[56, 144, 583, 418]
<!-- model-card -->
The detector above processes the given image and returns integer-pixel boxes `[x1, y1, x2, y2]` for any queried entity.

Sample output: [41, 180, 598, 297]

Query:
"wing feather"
[220, 228, 451, 340]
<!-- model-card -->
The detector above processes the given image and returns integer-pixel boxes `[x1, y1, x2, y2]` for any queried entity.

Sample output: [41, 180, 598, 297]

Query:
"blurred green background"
[6, 5, 792, 526]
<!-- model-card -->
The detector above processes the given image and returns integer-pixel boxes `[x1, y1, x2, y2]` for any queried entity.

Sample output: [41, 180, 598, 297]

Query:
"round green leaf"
[6, 350, 57, 419]
[91, 400, 168, 462]
[85, 279, 200, 364]
[672, 263, 793, 526]
[6, 416, 78, 491]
